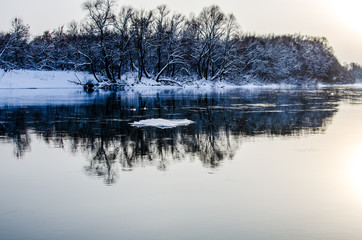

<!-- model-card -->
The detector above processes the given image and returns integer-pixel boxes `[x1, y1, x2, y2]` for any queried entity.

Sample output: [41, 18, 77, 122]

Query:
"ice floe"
[131, 118, 194, 129]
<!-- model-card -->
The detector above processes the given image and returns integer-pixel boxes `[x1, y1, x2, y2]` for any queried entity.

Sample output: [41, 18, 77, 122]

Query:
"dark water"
[1, 86, 362, 240]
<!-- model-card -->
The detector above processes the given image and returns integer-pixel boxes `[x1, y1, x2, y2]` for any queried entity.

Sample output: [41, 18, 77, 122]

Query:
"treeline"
[345, 62, 362, 81]
[0, 0, 355, 84]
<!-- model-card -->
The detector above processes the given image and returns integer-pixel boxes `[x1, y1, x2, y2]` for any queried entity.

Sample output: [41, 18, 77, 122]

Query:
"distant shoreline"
[1, 4, 358, 86]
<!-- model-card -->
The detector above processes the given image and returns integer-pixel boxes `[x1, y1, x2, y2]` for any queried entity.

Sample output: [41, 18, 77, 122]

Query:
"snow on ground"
[131, 118, 194, 129]
[0, 69, 260, 90]
[0, 69, 246, 90]
[0, 69, 359, 91]
[0, 70, 92, 89]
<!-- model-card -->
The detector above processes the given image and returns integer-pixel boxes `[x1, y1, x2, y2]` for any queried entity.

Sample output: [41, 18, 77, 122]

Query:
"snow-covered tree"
[0, 18, 30, 70]
[0, 3, 354, 85]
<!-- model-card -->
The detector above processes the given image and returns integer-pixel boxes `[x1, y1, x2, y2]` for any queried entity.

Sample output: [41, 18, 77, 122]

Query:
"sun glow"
[329, 0, 362, 32]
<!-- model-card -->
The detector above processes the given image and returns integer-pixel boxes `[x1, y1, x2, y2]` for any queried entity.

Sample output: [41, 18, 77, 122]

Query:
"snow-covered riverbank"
[1, 69, 360, 90]
[0, 70, 92, 89]
[0, 69, 238, 89]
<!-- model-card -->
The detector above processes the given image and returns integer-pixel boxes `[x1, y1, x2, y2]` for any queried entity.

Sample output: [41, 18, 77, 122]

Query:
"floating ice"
[131, 118, 194, 129]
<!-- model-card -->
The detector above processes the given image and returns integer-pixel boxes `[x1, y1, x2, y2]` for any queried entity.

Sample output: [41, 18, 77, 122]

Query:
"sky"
[1, 0, 361, 64]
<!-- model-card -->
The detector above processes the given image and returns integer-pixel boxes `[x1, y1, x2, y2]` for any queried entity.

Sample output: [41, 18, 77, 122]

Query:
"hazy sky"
[1, 0, 361, 64]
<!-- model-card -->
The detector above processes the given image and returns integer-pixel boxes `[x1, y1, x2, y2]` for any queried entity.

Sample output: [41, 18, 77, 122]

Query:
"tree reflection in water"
[1, 87, 358, 184]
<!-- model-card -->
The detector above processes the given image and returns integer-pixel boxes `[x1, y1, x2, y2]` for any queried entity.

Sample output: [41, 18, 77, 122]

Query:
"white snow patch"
[0, 69, 94, 89]
[1, 69, 358, 91]
[131, 118, 194, 129]
[0, 88, 112, 107]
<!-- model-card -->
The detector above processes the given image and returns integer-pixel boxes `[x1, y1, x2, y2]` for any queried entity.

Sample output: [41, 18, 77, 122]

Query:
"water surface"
[1, 86, 362, 240]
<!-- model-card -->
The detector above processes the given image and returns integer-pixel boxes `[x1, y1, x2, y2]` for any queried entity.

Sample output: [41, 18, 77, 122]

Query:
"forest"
[0, 0, 360, 86]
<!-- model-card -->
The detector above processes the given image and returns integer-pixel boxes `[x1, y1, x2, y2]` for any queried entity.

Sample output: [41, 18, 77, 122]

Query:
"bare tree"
[211, 13, 241, 80]
[152, 6, 188, 82]
[83, 0, 116, 81]
[130, 9, 153, 81]
[153, 5, 170, 74]
[189, 6, 226, 80]
[114, 6, 134, 81]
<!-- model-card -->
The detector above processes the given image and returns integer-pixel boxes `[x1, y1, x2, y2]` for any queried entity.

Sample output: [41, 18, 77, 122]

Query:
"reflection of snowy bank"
[131, 118, 194, 129]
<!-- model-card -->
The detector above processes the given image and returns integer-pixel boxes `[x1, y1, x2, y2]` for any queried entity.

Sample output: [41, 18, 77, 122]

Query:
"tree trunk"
[157, 46, 161, 73]
[118, 58, 123, 80]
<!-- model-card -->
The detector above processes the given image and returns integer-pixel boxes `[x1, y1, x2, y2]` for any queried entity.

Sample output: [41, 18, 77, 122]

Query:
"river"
[1, 86, 362, 239]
